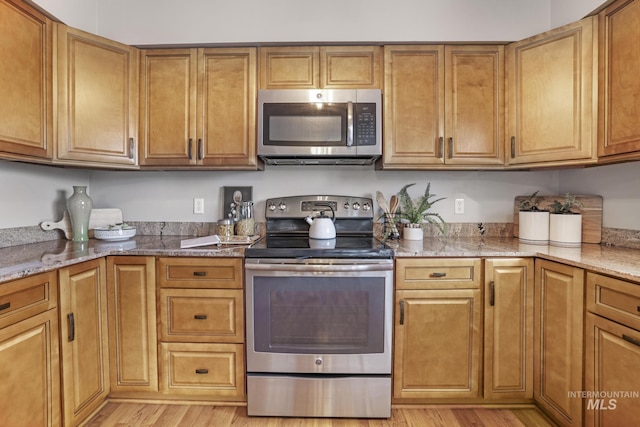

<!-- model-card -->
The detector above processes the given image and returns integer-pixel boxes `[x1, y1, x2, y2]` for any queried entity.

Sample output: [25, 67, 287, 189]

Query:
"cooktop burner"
[245, 235, 393, 259]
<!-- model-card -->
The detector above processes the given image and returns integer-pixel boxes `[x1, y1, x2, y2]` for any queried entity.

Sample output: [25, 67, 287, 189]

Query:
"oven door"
[245, 258, 393, 375]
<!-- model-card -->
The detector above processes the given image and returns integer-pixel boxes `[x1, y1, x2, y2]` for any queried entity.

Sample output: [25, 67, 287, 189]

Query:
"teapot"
[304, 204, 336, 239]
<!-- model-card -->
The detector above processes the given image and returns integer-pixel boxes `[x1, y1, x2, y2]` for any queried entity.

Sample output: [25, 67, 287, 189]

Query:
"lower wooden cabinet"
[484, 258, 534, 400]
[58, 258, 110, 426]
[534, 259, 585, 427]
[394, 258, 482, 400]
[0, 271, 60, 427]
[106, 256, 158, 394]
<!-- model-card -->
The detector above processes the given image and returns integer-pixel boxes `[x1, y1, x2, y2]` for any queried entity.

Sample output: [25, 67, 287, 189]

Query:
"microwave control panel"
[355, 103, 377, 146]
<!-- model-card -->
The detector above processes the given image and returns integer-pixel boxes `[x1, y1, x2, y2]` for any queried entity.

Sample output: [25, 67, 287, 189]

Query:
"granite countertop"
[2, 235, 640, 285]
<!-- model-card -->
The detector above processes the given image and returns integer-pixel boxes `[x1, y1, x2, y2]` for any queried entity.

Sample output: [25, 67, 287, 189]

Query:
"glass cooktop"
[245, 235, 393, 259]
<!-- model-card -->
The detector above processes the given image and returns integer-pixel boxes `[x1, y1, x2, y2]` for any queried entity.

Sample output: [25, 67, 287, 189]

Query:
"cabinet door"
[383, 45, 445, 167]
[484, 258, 534, 400]
[0, 0, 53, 160]
[534, 259, 585, 427]
[58, 258, 109, 426]
[585, 312, 640, 427]
[107, 256, 158, 394]
[506, 17, 597, 167]
[445, 45, 504, 166]
[198, 47, 257, 168]
[139, 49, 197, 166]
[394, 289, 482, 399]
[0, 310, 60, 427]
[598, 0, 640, 159]
[56, 25, 139, 168]
[320, 46, 382, 89]
[259, 46, 319, 89]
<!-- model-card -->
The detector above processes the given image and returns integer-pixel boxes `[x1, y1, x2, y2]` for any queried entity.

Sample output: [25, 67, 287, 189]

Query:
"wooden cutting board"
[40, 208, 124, 240]
[513, 195, 603, 243]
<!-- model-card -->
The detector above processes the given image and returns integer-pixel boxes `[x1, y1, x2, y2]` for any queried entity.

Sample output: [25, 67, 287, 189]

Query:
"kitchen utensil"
[40, 208, 124, 240]
[94, 225, 136, 241]
[378, 191, 399, 238]
[389, 195, 399, 215]
[304, 203, 336, 239]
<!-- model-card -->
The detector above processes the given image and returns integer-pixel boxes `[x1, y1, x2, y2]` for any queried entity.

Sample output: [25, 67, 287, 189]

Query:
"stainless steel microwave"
[257, 89, 382, 165]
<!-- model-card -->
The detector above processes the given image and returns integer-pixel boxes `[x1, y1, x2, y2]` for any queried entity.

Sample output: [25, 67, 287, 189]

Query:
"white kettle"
[305, 205, 336, 239]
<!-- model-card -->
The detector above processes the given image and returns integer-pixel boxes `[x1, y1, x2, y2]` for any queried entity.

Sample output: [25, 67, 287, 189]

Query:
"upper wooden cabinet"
[139, 47, 258, 169]
[506, 17, 597, 168]
[598, 0, 640, 161]
[382, 45, 504, 168]
[0, 0, 53, 161]
[56, 25, 139, 168]
[259, 46, 382, 89]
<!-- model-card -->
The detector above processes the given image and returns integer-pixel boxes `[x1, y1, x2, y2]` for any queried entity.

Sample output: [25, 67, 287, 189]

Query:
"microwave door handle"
[347, 101, 354, 147]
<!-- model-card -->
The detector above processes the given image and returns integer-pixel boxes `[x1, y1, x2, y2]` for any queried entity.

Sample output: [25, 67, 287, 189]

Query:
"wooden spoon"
[376, 191, 390, 215]
[389, 195, 399, 215]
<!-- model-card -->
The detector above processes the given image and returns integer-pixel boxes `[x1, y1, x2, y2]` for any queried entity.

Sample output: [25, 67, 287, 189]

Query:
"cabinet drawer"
[159, 288, 244, 342]
[159, 342, 245, 399]
[0, 271, 57, 329]
[157, 257, 243, 289]
[395, 258, 482, 289]
[587, 272, 640, 331]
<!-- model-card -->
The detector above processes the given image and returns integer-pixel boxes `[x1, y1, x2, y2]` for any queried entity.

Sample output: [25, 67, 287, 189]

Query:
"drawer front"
[0, 271, 57, 329]
[395, 258, 482, 289]
[157, 257, 243, 289]
[159, 288, 244, 343]
[159, 342, 245, 399]
[587, 272, 640, 331]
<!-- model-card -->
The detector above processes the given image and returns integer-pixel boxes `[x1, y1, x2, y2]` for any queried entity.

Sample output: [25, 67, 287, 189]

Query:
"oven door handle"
[245, 262, 393, 273]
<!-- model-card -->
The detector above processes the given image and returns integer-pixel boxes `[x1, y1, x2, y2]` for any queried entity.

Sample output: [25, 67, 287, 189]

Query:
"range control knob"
[268, 203, 277, 211]
[278, 202, 286, 211]
[343, 202, 350, 210]
[362, 202, 371, 211]
[352, 202, 361, 210]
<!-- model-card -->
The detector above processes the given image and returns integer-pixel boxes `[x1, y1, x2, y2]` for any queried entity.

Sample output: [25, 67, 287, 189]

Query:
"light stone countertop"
[2, 235, 640, 285]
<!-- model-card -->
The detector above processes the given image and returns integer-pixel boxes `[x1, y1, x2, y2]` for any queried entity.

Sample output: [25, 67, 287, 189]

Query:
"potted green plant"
[396, 183, 446, 240]
[518, 190, 549, 245]
[549, 193, 583, 247]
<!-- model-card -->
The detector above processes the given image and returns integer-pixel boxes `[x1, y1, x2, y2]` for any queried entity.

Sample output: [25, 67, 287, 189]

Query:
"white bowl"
[94, 226, 136, 241]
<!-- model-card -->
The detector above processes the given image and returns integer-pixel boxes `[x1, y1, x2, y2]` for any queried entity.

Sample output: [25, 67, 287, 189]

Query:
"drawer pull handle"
[194, 314, 208, 320]
[623, 334, 640, 348]
[0, 302, 10, 311]
[637, 306, 640, 313]
[195, 369, 209, 375]
[430, 272, 446, 278]
[68, 313, 75, 342]
[399, 300, 405, 325]
[193, 271, 207, 277]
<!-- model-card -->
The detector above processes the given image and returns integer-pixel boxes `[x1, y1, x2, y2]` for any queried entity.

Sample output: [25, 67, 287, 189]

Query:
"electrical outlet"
[194, 198, 204, 214]
[455, 198, 464, 215]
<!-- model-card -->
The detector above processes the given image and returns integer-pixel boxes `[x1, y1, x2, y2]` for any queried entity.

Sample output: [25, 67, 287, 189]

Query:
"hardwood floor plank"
[85, 402, 557, 427]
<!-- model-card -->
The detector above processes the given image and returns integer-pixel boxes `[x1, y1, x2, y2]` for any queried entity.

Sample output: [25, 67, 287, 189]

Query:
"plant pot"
[518, 210, 549, 245]
[403, 225, 424, 241]
[549, 213, 582, 247]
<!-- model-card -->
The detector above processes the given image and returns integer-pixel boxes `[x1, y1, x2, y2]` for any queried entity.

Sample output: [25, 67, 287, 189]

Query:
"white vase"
[549, 214, 582, 247]
[518, 210, 549, 245]
[403, 226, 423, 241]
[66, 186, 93, 242]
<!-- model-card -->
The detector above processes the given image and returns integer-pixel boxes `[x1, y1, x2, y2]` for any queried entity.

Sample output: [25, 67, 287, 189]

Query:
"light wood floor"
[84, 402, 557, 427]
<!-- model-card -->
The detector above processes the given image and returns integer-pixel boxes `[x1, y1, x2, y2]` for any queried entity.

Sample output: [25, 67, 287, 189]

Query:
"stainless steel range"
[244, 195, 394, 418]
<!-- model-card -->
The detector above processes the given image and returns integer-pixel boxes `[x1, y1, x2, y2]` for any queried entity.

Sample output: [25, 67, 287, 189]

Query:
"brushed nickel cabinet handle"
[510, 136, 516, 159]
[129, 138, 134, 159]
[399, 300, 405, 325]
[439, 137, 444, 159]
[430, 272, 446, 278]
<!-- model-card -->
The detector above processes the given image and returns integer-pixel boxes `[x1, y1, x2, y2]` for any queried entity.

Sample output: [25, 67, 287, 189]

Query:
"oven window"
[253, 276, 385, 354]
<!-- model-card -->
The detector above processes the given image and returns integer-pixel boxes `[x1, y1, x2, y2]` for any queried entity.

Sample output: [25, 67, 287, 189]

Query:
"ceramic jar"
[66, 186, 93, 242]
